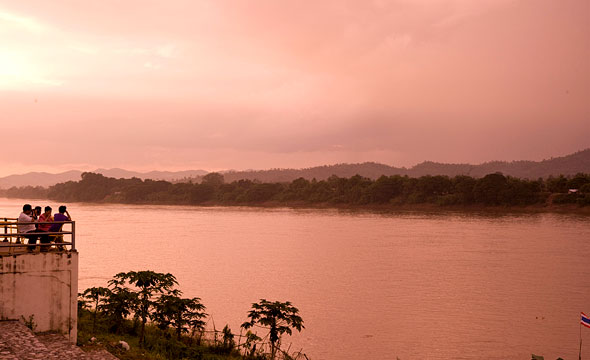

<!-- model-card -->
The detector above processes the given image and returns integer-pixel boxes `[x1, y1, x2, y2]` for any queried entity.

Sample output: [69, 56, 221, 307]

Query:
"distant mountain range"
[1, 149, 588, 189]
[208, 148, 590, 183]
[0, 169, 207, 189]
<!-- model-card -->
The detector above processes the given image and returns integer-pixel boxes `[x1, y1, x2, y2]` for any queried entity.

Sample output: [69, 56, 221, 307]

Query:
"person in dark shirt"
[49, 205, 70, 231]
[49, 205, 71, 250]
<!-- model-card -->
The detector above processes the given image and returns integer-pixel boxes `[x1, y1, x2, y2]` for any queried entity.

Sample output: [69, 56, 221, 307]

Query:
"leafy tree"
[77, 292, 89, 311]
[546, 175, 568, 193]
[280, 177, 311, 201]
[402, 177, 419, 201]
[473, 173, 508, 205]
[222, 324, 235, 352]
[452, 175, 477, 204]
[336, 174, 372, 204]
[154, 292, 207, 341]
[243, 330, 262, 358]
[103, 277, 138, 333]
[82, 286, 110, 332]
[368, 175, 403, 203]
[242, 183, 285, 203]
[419, 175, 452, 199]
[241, 299, 304, 359]
[202, 172, 225, 187]
[113, 270, 178, 347]
[567, 173, 590, 190]
[190, 183, 215, 203]
[307, 179, 333, 202]
[503, 177, 542, 205]
[2, 186, 48, 199]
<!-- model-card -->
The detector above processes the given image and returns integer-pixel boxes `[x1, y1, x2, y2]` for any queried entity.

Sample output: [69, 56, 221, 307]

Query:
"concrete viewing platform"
[0, 218, 120, 359]
[0, 251, 79, 343]
[1, 217, 79, 338]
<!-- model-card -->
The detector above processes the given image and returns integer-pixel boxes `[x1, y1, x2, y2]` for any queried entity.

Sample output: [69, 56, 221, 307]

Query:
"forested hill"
[218, 163, 406, 183]
[1, 149, 588, 189]
[198, 149, 590, 183]
[0, 168, 207, 189]
[0, 170, 83, 189]
[408, 149, 590, 179]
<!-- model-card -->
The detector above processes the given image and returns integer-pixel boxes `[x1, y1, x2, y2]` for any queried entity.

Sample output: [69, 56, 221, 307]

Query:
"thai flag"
[582, 312, 590, 328]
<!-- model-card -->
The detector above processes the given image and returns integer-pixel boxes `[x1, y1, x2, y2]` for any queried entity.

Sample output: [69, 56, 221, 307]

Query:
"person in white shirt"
[18, 204, 41, 251]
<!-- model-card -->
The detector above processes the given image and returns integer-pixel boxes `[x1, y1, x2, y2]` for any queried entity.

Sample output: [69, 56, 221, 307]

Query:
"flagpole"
[581, 319, 583, 360]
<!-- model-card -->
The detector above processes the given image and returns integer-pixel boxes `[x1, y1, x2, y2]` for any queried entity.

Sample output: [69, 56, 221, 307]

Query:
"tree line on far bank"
[2, 172, 590, 207]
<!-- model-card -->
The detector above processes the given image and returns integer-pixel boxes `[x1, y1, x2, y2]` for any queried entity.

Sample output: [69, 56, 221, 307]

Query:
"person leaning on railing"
[38, 206, 54, 252]
[49, 205, 71, 250]
[33, 206, 42, 231]
[17, 204, 43, 251]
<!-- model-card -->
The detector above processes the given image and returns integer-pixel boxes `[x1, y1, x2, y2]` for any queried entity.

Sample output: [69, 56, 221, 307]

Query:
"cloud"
[30, 77, 63, 86]
[144, 62, 161, 69]
[0, 50, 63, 89]
[0, 9, 44, 33]
[156, 44, 176, 58]
[0, 0, 587, 175]
[69, 44, 99, 55]
[114, 47, 150, 55]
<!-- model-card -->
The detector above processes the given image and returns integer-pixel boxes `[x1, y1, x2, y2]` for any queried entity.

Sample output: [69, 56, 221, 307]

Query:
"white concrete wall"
[0, 252, 78, 343]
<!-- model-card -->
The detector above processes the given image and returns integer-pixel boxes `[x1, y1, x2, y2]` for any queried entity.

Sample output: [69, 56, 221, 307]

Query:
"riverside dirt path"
[0, 321, 117, 360]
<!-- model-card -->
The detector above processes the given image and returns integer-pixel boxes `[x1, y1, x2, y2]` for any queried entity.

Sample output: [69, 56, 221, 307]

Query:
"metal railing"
[0, 217, 76, 254]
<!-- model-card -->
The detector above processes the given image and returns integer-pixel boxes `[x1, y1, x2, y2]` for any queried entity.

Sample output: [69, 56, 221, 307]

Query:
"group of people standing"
[17, 204, 72, 252]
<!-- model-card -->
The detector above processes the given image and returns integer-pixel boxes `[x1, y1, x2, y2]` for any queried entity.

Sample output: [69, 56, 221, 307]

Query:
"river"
[2, 198, 589, 359]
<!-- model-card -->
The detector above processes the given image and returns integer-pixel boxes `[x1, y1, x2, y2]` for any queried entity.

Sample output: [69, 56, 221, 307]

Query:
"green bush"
[553, 193, 578, 204]
[576, 194, 590, 206]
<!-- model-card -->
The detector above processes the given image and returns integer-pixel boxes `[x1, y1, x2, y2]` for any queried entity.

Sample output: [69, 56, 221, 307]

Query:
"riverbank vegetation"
[2, 172, 590, 209]
[78, 270, 306, 360]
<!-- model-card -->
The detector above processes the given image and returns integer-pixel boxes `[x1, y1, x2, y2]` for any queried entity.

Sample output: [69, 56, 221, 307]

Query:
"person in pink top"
[38, 206, 53, 251]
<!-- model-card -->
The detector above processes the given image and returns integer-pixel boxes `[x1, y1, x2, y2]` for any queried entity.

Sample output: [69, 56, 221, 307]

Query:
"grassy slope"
[77, 309, 244, 360]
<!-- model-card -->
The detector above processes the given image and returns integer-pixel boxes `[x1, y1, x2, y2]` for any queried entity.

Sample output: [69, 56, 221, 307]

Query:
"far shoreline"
[2, 196, 589, 216]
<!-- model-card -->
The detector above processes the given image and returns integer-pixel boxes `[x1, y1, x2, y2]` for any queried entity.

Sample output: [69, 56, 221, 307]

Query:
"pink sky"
[1, 0, 588, 176]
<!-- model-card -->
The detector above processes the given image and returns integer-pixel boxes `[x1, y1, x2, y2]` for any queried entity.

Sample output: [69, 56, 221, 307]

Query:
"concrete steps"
[0, 321, 117, 360]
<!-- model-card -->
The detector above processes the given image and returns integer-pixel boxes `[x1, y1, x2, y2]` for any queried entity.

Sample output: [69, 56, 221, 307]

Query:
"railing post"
[71, 221, 76, 251]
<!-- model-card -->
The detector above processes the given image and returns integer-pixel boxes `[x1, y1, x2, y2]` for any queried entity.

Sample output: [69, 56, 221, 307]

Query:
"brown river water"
[2, 198, 589, 359]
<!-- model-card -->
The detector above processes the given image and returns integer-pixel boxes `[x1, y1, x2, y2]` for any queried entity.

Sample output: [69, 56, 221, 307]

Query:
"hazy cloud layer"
[0, 0, 588, 175]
